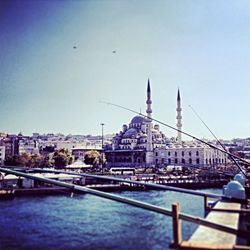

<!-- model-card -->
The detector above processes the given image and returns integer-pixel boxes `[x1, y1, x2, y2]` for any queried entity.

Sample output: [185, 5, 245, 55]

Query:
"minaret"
[176, 88, 182, 144]
[146, 79, 154, 166]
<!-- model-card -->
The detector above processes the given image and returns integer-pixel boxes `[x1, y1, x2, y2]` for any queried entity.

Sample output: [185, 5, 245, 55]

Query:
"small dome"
[223, 180, 246, 199]
[226, 180, 244, 191]
[130, 116, 146, 124]
[234, 174, 245, 185]
[123, 128, 138, 138]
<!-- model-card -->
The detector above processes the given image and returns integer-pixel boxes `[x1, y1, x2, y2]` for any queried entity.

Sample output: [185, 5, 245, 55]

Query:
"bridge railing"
[30, 167, 248, 203]
[0, 167, 249, 247]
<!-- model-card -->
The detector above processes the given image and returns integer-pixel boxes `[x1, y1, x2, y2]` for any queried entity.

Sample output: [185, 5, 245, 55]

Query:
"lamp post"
[100, 123, 105, 173]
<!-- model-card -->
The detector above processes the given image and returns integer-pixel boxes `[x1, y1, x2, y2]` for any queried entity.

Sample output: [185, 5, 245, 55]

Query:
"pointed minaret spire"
[176, 88, 182, 144]
[147, 78, 151, 98]
[146, 78, 152, 117]
[177, 88, 181, 102]
[146, 79, 153, 166]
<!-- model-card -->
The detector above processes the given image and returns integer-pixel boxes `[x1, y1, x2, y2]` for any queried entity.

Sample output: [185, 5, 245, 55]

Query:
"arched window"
[196, 158, 200, 164]
[175, 151, 177, 157]
[189, 158, 192, 164]
[196, 151, 199, 156]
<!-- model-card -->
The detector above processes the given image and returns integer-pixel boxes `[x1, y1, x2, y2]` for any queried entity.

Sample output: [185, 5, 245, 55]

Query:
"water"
[0, 189, 221, 250]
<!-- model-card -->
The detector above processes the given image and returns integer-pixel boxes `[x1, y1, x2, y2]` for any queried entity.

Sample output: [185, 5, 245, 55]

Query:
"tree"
[4, 152, 32, 167]
[4, 155, 22, 166]
[19, 152, 31, 166]
[39, 155, 54, 168]
[52, 149, 73, 169]
[84, 150, 102, 167]
[27, 153, 42, 168]
[4, 152, 55, 168]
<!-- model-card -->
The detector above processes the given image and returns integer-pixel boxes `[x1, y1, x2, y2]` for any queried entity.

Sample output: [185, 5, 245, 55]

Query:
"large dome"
[130, 116, 146, 124]
[123, 128, 138, 138]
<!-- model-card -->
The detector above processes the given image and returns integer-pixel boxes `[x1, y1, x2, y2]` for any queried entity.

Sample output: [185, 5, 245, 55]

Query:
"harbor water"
[0, 188, 221, 250]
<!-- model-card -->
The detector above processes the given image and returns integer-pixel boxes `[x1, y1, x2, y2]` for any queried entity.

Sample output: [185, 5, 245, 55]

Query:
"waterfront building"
[154, 142, 228, 167]
[105, 80, 229, 168]
[105, 79, 167, 168]
[153, 90, 229, 167]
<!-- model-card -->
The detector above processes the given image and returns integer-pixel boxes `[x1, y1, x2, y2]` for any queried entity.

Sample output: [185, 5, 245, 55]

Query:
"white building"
[154, 143, 228, 167]
[55, 141, 83, 151]
[19, 139, 39, 155]
[154, 89, 229, 167]
[0, 146, 5, 165]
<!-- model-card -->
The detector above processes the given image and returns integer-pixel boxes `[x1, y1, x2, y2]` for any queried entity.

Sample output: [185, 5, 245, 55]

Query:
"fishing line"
[100, 100, 250, 170]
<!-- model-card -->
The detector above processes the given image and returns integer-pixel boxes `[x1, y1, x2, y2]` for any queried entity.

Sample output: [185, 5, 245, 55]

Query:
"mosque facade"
[105, 80, 167, 167]
[105, 80, 228, 168]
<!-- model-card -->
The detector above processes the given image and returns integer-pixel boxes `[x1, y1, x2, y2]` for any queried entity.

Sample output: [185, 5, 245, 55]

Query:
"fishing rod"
[188, 105, 247, 177]
[101, 101, 250, 172]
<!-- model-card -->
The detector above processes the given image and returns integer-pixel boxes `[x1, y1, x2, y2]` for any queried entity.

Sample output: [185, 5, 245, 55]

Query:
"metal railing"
[30, 167, 247, 203]
[0, 167, 249, 245]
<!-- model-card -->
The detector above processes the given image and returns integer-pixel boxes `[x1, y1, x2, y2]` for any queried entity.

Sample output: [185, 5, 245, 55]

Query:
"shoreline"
[0, 181, 226, 199]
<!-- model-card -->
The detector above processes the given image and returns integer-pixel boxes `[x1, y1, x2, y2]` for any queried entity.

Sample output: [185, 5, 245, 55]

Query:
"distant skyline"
[1, 0, 250, 140]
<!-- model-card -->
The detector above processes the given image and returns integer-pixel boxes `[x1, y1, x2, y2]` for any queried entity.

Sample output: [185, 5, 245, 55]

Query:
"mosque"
[105, 80, 228, 168]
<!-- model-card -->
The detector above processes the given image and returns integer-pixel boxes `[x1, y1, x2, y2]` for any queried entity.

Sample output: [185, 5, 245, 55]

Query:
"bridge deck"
[190, 201, 240, 244]
[179, 201, 243, 249]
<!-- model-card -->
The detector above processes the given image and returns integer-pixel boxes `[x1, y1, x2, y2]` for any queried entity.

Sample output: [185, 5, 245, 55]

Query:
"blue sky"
[0, 0, 250, 139]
